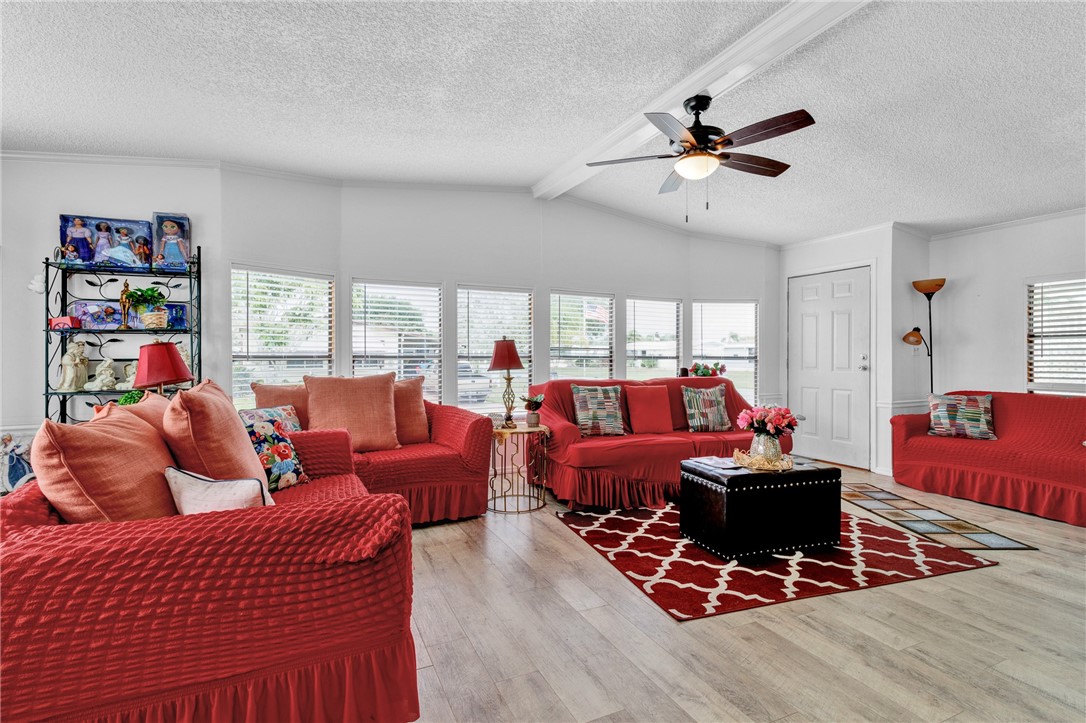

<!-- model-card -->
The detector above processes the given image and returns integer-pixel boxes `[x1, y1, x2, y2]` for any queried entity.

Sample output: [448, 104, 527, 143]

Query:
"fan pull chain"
[685, 182, 689, 223]
[706, 178, 710, 211]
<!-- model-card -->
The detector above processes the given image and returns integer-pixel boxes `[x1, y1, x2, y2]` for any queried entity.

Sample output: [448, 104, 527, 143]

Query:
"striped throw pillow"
[928, 394, 997, 440]
[571, 385, 625, 436]
[682, 386, 732, 432]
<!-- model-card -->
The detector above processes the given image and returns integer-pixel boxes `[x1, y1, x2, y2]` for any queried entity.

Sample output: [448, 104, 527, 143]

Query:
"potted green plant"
[127, 286, 168, 328]
[520, 393, 544, 427]
[690, 361, 726, 377]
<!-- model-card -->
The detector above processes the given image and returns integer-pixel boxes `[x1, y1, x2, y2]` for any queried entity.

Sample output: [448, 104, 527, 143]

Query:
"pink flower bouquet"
[736, 405, 799, 439]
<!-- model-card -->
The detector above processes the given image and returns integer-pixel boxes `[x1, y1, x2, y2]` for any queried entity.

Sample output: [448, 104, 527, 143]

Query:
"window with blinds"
[457, 286, 533, 412]
[352, 281, 442, 402]
[692, 301, 758, 401]
[231, 267, 335, 408]
[1027, 278, 1086, 395]
[551, 292, 615, 379]
[626, 297, 681, 379]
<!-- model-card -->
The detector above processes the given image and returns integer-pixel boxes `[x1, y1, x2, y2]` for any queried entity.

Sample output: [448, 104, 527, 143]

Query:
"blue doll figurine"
[155, 219, 189, 268]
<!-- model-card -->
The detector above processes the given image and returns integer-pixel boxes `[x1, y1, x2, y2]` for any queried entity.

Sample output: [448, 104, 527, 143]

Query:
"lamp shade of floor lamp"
[488, 336, 524, 429]
[135, 340, 194, 395]
[909, 278, 946, 394]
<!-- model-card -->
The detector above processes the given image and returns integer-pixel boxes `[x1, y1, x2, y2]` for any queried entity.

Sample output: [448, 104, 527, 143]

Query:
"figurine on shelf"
[92, 221, 114, 262]
[83, 357, 118, 391]
[116, 361, 138, 390]
[57, 341, 89, 392]
[153, 214, 191, 271]
[132, 236, 152, 266]
[118, 281, 134, 330]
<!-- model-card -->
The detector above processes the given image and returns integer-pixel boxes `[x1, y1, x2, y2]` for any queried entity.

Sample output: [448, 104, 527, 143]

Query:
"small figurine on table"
[57, 341, 89, 392]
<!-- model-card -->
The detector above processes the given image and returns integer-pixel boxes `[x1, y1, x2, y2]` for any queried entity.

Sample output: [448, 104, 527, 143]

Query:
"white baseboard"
[871, 465, 894, 477]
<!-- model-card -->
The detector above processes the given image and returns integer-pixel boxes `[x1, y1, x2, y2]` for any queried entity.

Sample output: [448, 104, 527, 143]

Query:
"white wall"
[0, 157, 222, 429]
[1, 156, 782, 427]
[929, 209, 1086, 393]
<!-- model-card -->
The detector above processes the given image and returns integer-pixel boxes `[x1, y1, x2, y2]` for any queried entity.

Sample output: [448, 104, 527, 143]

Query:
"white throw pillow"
[164, 466, 274, 515]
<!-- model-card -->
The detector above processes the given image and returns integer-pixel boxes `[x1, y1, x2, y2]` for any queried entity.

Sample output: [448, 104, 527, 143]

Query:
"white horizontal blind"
[457, 287, 533, 412]
[692, 301, 758, 402]
[352, 281, 441, 402]
[626, 298, 681, 379]
[550, 292, 614, 379]
[1027, 278, 1086, 395]
[231, 267, 334, 408]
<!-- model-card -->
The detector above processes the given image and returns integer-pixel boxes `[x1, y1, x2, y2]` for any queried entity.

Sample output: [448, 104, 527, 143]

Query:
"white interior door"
[787, 267, 871, 468]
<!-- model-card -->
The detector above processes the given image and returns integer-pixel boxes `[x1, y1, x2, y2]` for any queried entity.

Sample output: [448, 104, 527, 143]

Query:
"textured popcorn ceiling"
[0, 1, 781, 187]
[3, 2, 1083, 243]
[569, 1, 1086, 242]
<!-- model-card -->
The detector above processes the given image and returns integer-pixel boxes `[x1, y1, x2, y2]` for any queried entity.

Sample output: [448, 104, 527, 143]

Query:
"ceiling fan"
[587, 94, 814, 194]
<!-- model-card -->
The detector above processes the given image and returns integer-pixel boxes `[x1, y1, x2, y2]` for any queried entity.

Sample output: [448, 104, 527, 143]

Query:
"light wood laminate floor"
[410, 468, 1086, 722]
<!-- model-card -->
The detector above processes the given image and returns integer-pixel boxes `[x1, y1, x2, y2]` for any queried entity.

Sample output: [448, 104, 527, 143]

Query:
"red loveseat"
[0, 429, 420, 723]
[529, 377, 792, 510]
[255, 383, 492, 525]
[891, 391, 1086, 527]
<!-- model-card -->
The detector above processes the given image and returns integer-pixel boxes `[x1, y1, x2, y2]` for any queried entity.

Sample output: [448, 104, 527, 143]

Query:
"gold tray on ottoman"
[733, 449, 794, 471]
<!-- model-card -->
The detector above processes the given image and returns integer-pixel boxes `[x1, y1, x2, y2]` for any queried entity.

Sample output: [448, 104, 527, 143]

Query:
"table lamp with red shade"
[488, 336, 524, 429]
[134, 339, 194, 395]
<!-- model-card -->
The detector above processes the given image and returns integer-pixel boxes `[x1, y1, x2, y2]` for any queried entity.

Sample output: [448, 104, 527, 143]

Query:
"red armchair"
[0, 429, 420, 723]
[351, 401, 493, 524]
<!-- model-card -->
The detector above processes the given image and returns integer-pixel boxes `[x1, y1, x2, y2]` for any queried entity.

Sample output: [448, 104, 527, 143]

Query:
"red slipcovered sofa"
[255, 383, 493, 525]
[0, 429, 420, 723]
[353, 401, 492, 525]
[529, 377, 792, 509]
[891, 390, 1086, 527]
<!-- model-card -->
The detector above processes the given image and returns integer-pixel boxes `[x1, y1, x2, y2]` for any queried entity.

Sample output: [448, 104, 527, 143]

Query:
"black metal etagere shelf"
[43, 247, 202, 423]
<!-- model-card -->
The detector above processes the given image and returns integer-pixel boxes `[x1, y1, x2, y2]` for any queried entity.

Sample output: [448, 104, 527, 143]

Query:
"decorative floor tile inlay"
[840, 482, 1034, 550]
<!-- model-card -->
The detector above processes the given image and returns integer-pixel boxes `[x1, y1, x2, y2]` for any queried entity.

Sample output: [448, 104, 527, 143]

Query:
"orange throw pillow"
[95, 391, 171, 435]
[305, 374, 399, 452]
[394, 377, 430, 445]
[626, 385, 673, 434]
[162, 380, 266, 480]
[31, 406, 179, 523]
[251, 382, 310, 429]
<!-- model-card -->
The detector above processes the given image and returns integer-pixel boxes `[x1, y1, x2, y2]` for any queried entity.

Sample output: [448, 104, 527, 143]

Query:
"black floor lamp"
[902, 278, 946, 394]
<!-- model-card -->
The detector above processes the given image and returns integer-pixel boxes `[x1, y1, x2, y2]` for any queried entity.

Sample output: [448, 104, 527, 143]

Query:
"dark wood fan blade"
[714, 110, 814, 150]
[586, 154, 679, 167]
[659, 170, 684, 194]
[720, 152, 790, 177]
[645, 113, 697, 146]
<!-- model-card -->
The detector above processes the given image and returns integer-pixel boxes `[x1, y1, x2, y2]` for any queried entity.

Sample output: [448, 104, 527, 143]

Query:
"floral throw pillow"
[571, 384, 625, 436]
[928, 394, 997, 440]
[237, 406, 310, 491]
[682, 386, 732, 432]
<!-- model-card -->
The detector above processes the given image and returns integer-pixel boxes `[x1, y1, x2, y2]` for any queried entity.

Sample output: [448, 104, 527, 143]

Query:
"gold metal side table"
[489, 424, 549, 513]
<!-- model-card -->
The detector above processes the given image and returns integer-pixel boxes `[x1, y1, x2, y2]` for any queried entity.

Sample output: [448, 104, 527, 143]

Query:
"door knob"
[858, 364, 869, 371]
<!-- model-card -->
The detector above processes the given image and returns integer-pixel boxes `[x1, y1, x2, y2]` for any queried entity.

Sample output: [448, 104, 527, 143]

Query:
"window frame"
[350, 277, 443, 402]
[549, 289, 616, 380]
[692, 298, 759, 402]
[230, 264, 336, 406]
[1026, 276, 1086, 396]
[456, 283, 534, 412]
[625, 295, 682, 380]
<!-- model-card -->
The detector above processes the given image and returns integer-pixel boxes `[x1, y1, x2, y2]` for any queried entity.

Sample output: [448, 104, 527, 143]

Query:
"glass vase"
[749, 433, 782, 462]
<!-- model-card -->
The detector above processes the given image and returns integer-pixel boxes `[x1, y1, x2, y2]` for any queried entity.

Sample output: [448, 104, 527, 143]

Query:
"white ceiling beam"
[531, 0, 872, 201]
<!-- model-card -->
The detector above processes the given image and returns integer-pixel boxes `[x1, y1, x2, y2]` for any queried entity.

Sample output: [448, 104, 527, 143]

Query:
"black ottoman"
[679, 457, 842, 560]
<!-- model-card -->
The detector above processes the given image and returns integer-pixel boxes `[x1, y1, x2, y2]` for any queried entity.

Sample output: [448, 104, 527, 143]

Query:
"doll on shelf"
[154, 219, 190, 268]
[65, 217, 94, 262]
[92, 221, 114, 262]
[131, 235, 152, 265]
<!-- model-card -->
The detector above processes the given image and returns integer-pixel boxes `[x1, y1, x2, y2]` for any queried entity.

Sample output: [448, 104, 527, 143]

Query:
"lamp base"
[501, 373, 517, 429]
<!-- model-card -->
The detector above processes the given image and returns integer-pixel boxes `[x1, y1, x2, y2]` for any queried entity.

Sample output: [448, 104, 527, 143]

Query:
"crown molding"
[891, 222, 931, 242]
[782, 220, 896, 251]
[340, 179, 531, 194]
[0, 149, 219, 169]
[531, 0, 873, 201]
[556, 195, 774, 249]
[929, 207, 1086, 241]
[218, 161, 341, 187]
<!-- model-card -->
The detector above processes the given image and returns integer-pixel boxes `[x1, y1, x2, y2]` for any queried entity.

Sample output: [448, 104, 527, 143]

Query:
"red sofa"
[529, 377, 792, 509]
[352, 401, 492, 525]
[255, 384, 493, 525]
[0, 429, 420, 723]
[891, 391, 1086, 527]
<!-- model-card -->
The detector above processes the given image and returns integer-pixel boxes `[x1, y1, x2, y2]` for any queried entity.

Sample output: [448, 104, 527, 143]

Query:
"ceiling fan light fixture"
[673, 151, 719, 180]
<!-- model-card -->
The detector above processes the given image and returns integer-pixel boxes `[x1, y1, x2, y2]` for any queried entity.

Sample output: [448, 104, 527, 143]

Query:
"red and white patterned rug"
[558, 504, 997, 620]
